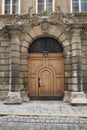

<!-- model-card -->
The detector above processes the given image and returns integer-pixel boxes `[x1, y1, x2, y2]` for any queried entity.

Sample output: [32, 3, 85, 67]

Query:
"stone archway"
[20, 14, 71, 100]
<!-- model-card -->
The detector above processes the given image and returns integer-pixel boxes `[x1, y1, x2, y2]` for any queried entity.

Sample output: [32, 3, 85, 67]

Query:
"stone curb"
[0, 112, 87, 118]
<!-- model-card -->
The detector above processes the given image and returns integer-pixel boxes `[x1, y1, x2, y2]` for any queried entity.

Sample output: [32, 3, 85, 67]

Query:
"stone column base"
[63, 91, 71, 103]
[4, 92, 23, 104]
[70, 92, 87, 105]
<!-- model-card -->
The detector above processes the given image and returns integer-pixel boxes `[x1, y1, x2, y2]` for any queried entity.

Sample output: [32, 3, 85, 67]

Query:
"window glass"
[72, 0, 87, 12]
[72, 0, 79, 12]
[37, 0, 53, 13]
[46, 0, 53, 12]
[5, 0, 10, 14]
[4, 0, 19, 14]
[12, 0, 19, 14]
[81, 0, 87, 11]
[38, 0, 44, 13]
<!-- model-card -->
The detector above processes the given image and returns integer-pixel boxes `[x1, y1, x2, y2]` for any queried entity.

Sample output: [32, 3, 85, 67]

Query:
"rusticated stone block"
[21, 65, 28, 71]
[11, 44, 20, 51]
[83, 84, 87, 90]
[65, 77, 72, 83]
[64, 64, 72, 70]
[20, 52, 28, 57]
[10, 51, 20, 57]
[71, 64, 81, 70]
[83, 77, 87, 83]
[82, 65, 87, 70]
[71, 84, 78, 91]
[72, 70, 82, 77]
[64, 57, 71, 64]
[0, 47, 5, 52]
[10, 64, 20, 71]
[0, 72, 5, 77]
[10, 71, 19, 78]
[68, 84, 72, 91]
[54, 27, 63, 38]
[0, 59, 5, 64]
[71, 43, 81, 50]
[82, 52, 87, 57]
[59, 33, 70, 42]
[0, 65, 9, 71]
[1, 41, 10, 47]
[72, 78, 79, 84]
[72, 56, 82, 63]
[21, 47, 27, 53]
[64, 46, 71, 52]
[33, 26, 43, 36]
[24, 34, 32, 43]
[21, 59, 28, 65]
[0, 78, 9, 84]
[0, 85, 9, 90]
[82, 58, 87, 64]
[29, 29, 37, 39]
[83, 71, 87, 76]
[48, 25, 57, 36]
[10, 58, 20, 64]
[72, 50, 82, 56]
[71, 36, 81, 43]
[62, 40, 70, 47]
[2, 53, 8, 58]
[82, 40, 87, 46]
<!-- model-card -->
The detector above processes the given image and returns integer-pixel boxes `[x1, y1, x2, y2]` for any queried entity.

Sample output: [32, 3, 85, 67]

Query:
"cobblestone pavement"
[0, 115, 87, 130]
[0, 101, 87, 130]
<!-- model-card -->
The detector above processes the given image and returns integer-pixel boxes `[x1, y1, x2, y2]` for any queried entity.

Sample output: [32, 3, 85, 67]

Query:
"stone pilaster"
[9, 31, 20, 92]
[71, 25, 83, 92]
[5, 28, 22, 104]
[70, 25, 87, 104]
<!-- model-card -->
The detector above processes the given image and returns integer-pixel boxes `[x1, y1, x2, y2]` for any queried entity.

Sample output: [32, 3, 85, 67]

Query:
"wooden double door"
[28, 53, 64, 97]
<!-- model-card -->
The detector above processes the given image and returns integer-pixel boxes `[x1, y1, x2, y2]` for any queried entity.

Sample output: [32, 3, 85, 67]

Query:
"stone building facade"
[0, 0, 87, 104]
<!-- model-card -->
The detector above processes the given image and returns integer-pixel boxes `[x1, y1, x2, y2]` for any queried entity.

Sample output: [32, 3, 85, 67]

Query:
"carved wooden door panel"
[28, 54, 64, 96]
[46, 54, 64, 95]
[38, 68, 54, 96]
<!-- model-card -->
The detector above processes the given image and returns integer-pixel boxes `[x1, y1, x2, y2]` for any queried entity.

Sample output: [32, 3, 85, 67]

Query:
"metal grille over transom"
[28, 37, 63, 53]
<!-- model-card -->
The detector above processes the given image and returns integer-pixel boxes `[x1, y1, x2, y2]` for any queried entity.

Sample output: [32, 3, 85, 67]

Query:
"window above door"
[36, 0, 55, 13]
[71, 0, 87, 12]
[2, 0, 20, 14]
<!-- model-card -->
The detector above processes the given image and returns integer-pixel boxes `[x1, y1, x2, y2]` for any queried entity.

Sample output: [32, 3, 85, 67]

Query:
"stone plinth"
[70, 92, 87, 105]
[4, 92, 22, 104]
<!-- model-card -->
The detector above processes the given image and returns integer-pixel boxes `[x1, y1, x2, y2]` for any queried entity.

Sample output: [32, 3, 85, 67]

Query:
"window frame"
[2, 0, 20, 15]
[71, 0, 87, 12]
[36, 0, 55, 13]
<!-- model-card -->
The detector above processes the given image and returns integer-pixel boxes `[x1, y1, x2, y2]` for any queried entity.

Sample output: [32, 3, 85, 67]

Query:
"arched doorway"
[28, 37, 64, 99]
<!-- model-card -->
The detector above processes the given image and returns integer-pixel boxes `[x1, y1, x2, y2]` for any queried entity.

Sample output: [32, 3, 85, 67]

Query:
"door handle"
[38, 78, 42, 87]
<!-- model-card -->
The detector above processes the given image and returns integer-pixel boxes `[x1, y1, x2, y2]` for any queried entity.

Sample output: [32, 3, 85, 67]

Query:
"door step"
[29, 96, 63, 100]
